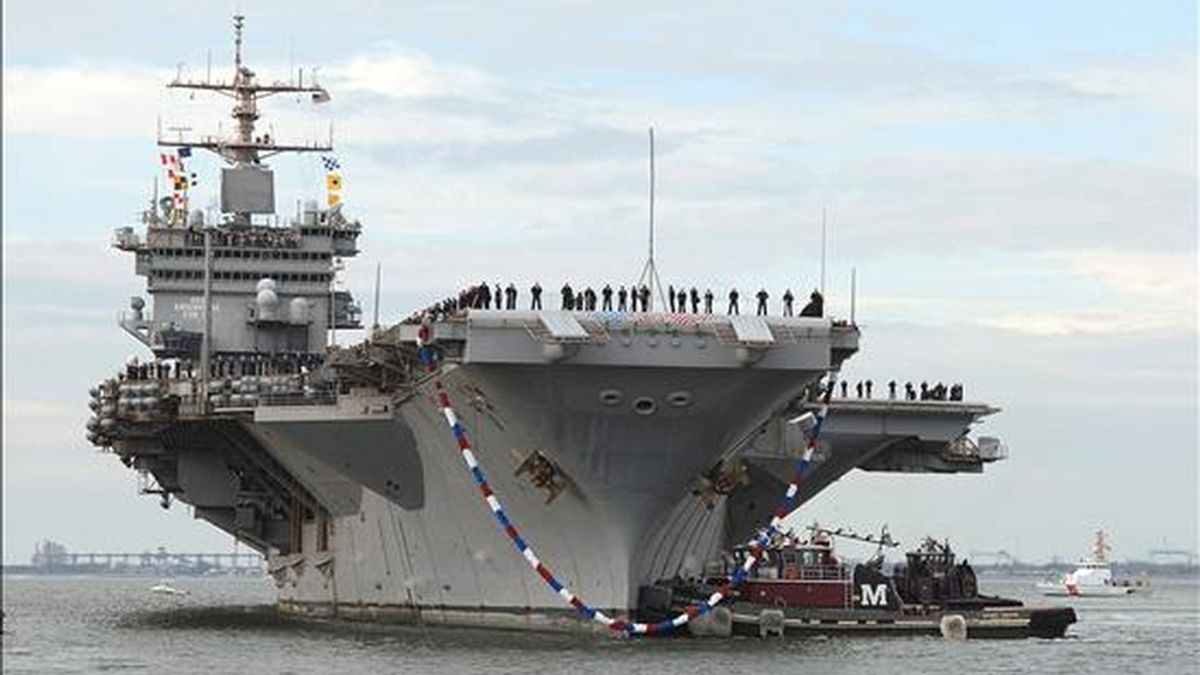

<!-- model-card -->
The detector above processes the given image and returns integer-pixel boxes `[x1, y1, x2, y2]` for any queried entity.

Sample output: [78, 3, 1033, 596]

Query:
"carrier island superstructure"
[86, 17, 1006, 633]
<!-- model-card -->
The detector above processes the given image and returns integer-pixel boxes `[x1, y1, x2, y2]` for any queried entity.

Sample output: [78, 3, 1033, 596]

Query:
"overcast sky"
[3, 1, 1196, 565]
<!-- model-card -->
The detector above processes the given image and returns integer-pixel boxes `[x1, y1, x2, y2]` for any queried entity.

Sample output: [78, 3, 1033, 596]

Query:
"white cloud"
[2, 64, 167, 139]
[1060, 250, 1197, 301]
[330, 49, 499, 101]
[977, 250, 1198, 337]
[980, 310, 1187, 336]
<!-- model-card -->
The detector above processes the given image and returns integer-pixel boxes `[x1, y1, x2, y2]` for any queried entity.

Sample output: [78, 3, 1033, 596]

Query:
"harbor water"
[3, 575, 1197, 674]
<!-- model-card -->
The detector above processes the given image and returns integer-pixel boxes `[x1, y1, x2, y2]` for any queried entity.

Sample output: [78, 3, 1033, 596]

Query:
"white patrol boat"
[1037, 531, 1149, 597]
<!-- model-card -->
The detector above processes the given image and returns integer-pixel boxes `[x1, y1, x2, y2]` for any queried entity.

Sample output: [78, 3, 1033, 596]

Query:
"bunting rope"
[416, 323, 836, 636]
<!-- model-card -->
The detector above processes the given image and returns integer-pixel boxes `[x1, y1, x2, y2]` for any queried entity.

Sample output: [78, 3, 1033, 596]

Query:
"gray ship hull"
[255, 358, 822, 626]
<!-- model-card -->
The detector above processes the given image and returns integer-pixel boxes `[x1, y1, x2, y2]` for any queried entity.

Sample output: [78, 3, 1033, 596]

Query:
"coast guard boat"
[1037, 531, 1149, 597]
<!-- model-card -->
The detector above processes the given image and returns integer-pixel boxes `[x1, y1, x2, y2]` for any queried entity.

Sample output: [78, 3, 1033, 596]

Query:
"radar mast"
[158, 14, 333, 168]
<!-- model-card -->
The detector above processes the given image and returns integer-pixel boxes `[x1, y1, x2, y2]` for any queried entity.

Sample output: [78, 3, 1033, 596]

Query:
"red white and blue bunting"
[416, 324, 835, 636]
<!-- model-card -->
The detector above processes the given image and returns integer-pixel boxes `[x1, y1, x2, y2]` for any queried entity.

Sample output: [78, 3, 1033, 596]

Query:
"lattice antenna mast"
[636, 127, 667, 310]
[157, 14, 333, 167]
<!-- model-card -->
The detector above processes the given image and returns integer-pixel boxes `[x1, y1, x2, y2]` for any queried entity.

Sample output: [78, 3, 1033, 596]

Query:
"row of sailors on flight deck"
[121, 353, 320, 381]
[808, 379, 965, 402]
[410, 282, 825, 321]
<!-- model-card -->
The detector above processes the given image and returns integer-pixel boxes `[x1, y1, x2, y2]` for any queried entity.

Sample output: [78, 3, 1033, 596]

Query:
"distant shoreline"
[1, 566, 265, 578]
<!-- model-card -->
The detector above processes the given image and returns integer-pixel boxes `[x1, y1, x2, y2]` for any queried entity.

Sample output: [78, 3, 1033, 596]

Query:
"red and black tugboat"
[641, 525, 1076, 639]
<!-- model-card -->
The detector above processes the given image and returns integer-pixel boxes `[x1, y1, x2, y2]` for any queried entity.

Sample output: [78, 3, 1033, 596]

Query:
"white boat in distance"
[149, 581, 189, 596]
[1036, 531, 1149, 597]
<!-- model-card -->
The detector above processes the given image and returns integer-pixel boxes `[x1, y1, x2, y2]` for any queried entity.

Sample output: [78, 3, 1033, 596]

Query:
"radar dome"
[255, 277, 277, 293]
[289, 297, 310, 322]
[130, 296, 145, 311]
[256, 288, 280, 309]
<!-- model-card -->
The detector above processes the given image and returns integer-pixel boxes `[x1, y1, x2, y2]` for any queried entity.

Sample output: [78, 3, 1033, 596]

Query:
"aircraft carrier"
[86, 16, 1006, 634]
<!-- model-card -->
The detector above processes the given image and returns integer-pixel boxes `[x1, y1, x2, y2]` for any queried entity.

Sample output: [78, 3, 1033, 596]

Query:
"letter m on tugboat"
[859, 583, 890, 607]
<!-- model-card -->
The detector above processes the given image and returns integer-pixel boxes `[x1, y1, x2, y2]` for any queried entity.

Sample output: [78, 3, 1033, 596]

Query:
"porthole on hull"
[599, 389, 624, 406]
[632, 397, 657, 415]
[667, 391, 692, 408]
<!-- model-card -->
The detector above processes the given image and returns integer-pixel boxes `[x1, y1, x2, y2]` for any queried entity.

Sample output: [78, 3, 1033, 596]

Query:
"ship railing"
[258, 390, 338, 407]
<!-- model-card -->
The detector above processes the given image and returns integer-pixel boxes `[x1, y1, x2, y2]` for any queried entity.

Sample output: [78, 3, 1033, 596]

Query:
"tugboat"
[1036, 530, 1150, 597]
[641, 525, 1076, 638]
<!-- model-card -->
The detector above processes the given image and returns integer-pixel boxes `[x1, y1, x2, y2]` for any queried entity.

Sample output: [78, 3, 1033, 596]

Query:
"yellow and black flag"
[326, 173, 343, 192]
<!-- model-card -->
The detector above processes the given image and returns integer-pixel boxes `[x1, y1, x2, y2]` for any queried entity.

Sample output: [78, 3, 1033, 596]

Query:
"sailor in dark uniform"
[677, 288, 688, 313]
[840, 380, 848, 398]
[690, 287, 700, 313]
[575, 290, 584, 310]
[584, 287, 597, 311]
[800, 289, 824, 317]
[495, 283, 503, 309]
[756, 288, 769, 316]
[888, 380, 897, 399]
[727, 288, 739, 315]
[639, 285, 650, 312]
[602, 284, 613, 311]
[668, 284, 676, 312]
[561, 283, 574, 310]
[506, 283, 518, 309]
[530, 282, 542, 310]
[480, 282, 492, 309]
[865, 380, 873, 398]
[782, 289, 794, 316]
[704, 289, 714, 314]
[617, 285, 628, 311]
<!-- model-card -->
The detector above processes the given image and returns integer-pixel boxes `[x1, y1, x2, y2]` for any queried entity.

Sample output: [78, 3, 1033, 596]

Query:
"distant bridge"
[1148, 548, 1199, 566]
[31, 541, 262, 573]
[969, 550, 1015, 567]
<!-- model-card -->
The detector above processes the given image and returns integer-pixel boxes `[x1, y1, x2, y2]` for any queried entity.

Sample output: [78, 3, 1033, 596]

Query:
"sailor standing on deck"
[668, 285, 677, 312]
[690, 287, 700, 313]
[704, 289, 714, 314]
[495, 283, 503, 309]
[800, 289, 824, 317]
[640, 285, 651, 312]
[756, 288, 769, 316]
[783, 289, 794, 317]
[530, 282, 542, 310]
[728, 288, 740, 315]
[506, 283, 518, 309]
[617, 285, 628, 311]
[677, 288, 688, 313]
[561, 283, 574, 310]
[584, 287, 597, 311]
[602, 284, 613, 311]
